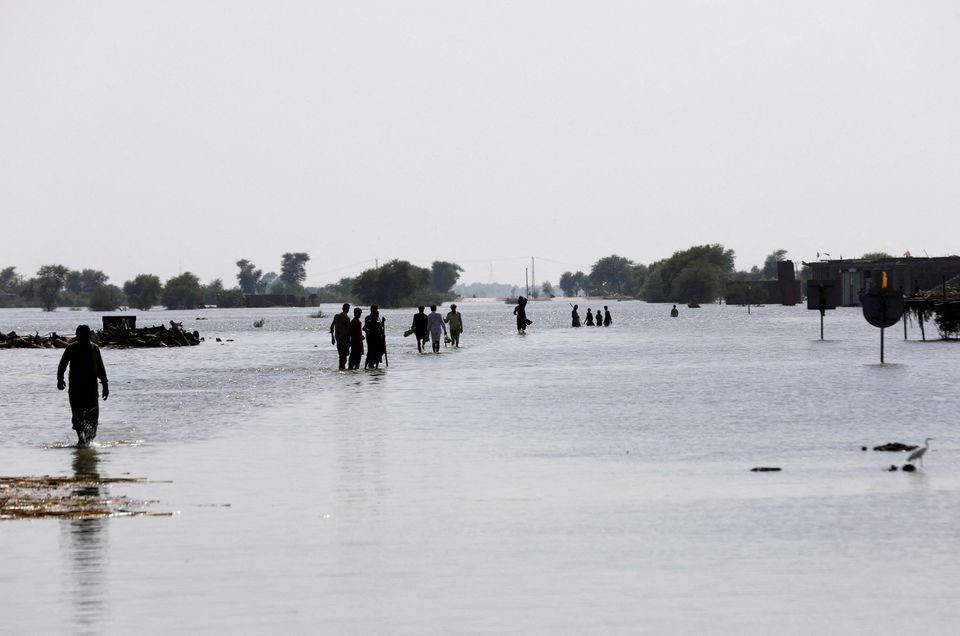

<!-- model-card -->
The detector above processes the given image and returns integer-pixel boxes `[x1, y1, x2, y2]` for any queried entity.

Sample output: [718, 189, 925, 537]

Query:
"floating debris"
[0, 475, 171, 520]
[902, 464, 917, 472]
[750, 467, 782, 472]
[872, 442, 918, 452]
[0, 320, 201, 350]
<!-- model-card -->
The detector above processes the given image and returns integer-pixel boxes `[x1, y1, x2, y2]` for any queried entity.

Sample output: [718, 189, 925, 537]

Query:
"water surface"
[1, 302, 957, 634]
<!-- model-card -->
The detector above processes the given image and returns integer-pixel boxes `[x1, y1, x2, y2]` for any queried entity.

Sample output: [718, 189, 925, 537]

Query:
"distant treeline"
[558, 245, 813, 304]
[1, 245, 835, 311]
[0, 255, 465, 312]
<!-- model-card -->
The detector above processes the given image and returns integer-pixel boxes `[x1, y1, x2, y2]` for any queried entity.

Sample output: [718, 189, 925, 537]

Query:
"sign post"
[859, 272, 904, 364]
[807, 280, 838, 340]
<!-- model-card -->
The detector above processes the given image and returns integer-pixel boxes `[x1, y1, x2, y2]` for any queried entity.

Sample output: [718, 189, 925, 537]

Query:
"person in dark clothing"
[348, 307, 364, 370]
[571, 304, 581, 327]
[330, 303, 351, 369]
[513, 296, 530, 334]
[670, 304, 679, 317]
[595, 309, 604, 327]
[603, 306, 612, 327]
[364, 306, 386, 369]
[57, 325, 109, 447]
[585, 308, 594, 326]
[411, 306, 429, 353]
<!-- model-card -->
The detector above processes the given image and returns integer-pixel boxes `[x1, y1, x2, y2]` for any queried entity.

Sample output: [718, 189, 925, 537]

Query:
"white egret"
[907, 438, 932, 467]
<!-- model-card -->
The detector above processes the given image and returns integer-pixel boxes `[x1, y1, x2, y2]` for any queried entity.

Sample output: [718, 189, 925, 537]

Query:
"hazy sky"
[2, 1, 958, 288]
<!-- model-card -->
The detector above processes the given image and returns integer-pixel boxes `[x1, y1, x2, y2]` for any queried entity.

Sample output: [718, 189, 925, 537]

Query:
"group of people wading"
[330, 303, 466, 370]
[329, 303, 387, 370]
[570, 305, 613, 328]
[409, 304, 463, 353]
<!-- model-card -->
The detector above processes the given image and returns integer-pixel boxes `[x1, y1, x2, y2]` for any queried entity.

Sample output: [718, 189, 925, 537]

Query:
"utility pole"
[525, 268, 529, 297]
[531, 256, 536, 293]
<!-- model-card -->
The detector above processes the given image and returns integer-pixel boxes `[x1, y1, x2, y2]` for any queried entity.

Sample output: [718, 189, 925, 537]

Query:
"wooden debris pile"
[0, 475, 171, 520]
[0, 321, 202, 349]
[872, 442, 918, 452]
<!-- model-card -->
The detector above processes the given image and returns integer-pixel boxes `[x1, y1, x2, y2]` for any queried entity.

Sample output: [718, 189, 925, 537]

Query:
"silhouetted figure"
[445, 304, 463, 347]
[603, 306, 612, 327]
[57, 325, 108, 447]
[363, 306, 385, 369]
[348, 307, 364, 370]
[513, 296, 530, 334]
[585, 308, 594, 326]
[330, 303, 351, 370]
[428, 305, 446, 353]
[571, 305, 581, 327]
[411, 306, 429, 353]
[670, 305, 679, 317]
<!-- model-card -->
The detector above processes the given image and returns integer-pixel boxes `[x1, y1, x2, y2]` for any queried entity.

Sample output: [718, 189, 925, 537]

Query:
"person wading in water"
[411, 306, 429, 353]
[57, 325, 109, 447]
[603, 306, 612, 327]
[348, 307, 364, 370]
[571, 304, 581, 327]
[364, 306, 386, 369]
[444, 304, 464, 347]
[330, 303, 351, 370]
[427, 305, 446, 353]
[513, 296, 530, 334]
[584, 308, 594, 326]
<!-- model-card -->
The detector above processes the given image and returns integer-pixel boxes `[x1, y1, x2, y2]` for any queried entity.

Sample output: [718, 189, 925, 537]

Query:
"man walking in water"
[513, 296, 530, 334]
[411, 306, 429, 353]
[57, 325, 109, 447]
[444, 304, 463, 347]
[584, 308, 594, 326]
[571, 304, 581, 327]
[348, 307, 364, 370]
[428, 305, 446, 353]
[330, 303, 351, 370]
[603, 306, 612, 327]
[364, 305, 386, 369]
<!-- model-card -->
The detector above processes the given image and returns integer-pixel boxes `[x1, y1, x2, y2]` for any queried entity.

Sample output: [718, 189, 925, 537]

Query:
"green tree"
[88, 284, 126, 311]
[762, 249, 788, 279]
[353, 260, 433, 307]
[216, 289, 247, 308]
[315, 277, 358, 303]
[862, 251, 894, 261]
[671, 261, 725, 304]
[590, 255, 636, 294]
[123, 274, 163, 310]
[431, 261, 463, 293]
[236, 259, 263, 294]
[22, 265, 70, 311]
[0, 266, 21, 292]
[202, 279, 224, 305]
[642, 244, 735, 301]
[641, 266, 669, 302]
[162, 272, 204, 309]
[279, 252, 310, 289]
[559, 271, 577, 296]
[541, 280, 554, 298]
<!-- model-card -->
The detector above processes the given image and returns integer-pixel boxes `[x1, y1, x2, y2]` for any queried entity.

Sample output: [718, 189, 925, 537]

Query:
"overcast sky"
[2, 1, 958, 288]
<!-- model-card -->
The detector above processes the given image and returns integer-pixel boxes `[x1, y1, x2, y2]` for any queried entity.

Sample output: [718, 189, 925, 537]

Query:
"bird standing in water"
[907, 438, 932, 467]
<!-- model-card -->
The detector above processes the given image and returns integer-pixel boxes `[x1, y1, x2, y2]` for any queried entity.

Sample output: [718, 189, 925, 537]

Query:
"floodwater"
[1, 301, 958, 634]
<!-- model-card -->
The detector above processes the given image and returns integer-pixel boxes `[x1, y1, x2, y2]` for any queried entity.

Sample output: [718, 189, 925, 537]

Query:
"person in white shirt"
[427, 305, 447, 353]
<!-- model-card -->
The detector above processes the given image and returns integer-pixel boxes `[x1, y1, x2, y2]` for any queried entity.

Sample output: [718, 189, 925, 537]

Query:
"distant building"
[805, 256, 960, 306]
[724, 260, 801, 305]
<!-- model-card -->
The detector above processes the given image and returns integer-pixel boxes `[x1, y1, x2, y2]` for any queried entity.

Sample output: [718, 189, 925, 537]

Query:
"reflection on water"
[61, 448, 108, 633]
